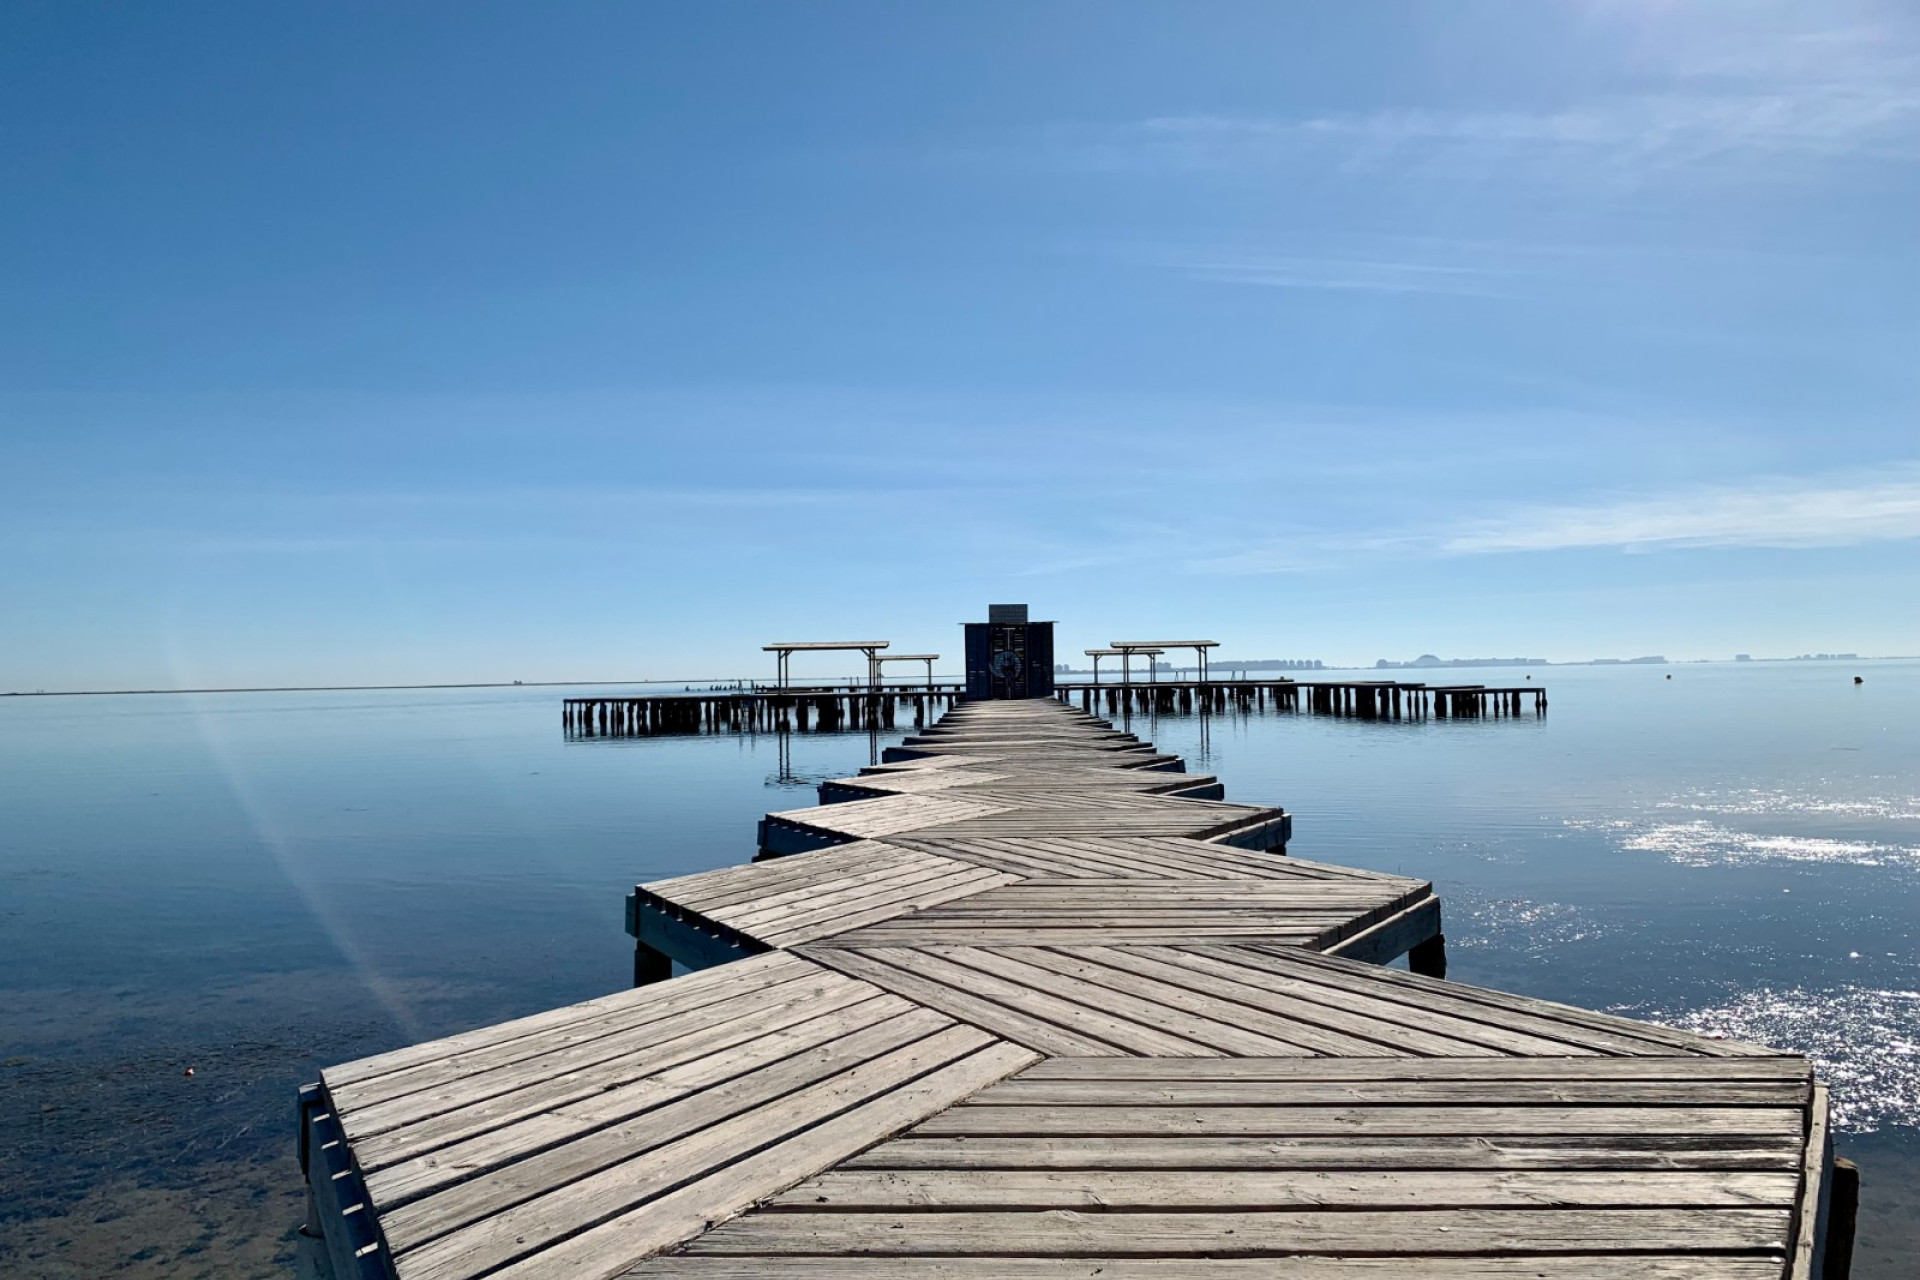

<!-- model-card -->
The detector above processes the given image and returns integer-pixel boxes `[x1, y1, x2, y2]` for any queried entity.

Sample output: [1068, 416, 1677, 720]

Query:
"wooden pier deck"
[301, 697, 1850, 1280]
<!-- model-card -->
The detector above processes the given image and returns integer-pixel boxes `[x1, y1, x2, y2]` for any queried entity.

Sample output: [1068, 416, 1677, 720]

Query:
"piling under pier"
[1058, 677, 1546, 719]
[564, 684, 964, 738]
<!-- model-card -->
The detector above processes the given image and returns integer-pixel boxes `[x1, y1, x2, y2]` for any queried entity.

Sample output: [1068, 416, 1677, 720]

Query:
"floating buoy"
[183, 1067, 195, 1077]
[1665, 674, 1672, 680]
[1854, 675, 1864, 685]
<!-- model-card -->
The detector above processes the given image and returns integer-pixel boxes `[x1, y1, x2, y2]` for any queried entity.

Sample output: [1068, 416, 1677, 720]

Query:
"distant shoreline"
[1, 679, 743, 699]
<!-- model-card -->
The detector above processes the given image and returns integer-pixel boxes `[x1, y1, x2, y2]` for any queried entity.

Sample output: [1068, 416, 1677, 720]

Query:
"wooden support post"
[1408, 934, 1448, 979]
[1825, 1156, 1859, 1280]
[633, 941, 671, 987]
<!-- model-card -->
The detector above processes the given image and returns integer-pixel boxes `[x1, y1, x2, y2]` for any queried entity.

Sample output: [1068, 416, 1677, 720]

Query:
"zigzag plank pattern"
[300, 699, 1839, 1280]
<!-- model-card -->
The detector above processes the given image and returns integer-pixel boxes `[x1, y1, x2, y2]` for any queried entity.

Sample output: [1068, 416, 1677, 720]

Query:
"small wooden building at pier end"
[963, 603, 1054, 700]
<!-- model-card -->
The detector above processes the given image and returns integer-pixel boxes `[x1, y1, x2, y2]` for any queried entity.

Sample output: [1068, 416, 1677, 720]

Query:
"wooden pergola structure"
[1113, 639, 1219, 682]
[763, 640, 890, 689]
[872, 653, 940, 691]
[1084, 646, 1162, 686]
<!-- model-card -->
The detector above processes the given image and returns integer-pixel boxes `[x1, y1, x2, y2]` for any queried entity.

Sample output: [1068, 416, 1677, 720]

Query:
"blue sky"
[3, 1, 1917, 687]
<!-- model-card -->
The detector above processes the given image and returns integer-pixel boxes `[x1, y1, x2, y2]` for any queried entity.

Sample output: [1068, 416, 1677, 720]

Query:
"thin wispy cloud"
[1444, 468, 1920, 554]
[1190, 466, 1920, 574]
[1013, 17, 1920, 185]
[1167, 252, 1514, 298]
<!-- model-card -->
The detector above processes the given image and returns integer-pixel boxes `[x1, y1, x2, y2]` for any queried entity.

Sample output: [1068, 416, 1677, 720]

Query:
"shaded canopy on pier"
[1112, 639, 1218, 681]
[763, 640, 890, 688]
[871, 654, 940, 687]
[1085, 646, 1162, 684]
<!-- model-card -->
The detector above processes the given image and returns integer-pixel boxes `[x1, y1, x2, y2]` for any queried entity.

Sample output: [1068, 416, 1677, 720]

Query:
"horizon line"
[9, 654, 1913, 699]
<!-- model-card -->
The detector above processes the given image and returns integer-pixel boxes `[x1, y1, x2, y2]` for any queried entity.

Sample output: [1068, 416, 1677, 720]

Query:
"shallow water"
[2, 662, 1916, 1275]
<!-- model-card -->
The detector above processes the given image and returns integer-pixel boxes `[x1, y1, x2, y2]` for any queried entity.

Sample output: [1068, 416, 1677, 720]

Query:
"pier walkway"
[301, 698, 1849, 1280]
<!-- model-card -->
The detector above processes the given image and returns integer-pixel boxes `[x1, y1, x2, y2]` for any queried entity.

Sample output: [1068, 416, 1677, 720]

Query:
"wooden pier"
[1059, 678, 1547, 720]
[564, 685, 964, 738]
[301, 697, 1850, 1280]
[564, 676, 1544, 740]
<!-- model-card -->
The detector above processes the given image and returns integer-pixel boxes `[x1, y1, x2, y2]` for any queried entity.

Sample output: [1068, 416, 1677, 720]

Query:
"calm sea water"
[2, 663, 1916, 1276]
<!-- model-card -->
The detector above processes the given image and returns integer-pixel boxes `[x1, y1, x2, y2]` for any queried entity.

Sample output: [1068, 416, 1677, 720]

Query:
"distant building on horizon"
[1375, 654, 1543, 670]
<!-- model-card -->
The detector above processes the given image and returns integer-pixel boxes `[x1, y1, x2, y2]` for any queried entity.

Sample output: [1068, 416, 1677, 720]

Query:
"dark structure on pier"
[963, 602, 1054, 700]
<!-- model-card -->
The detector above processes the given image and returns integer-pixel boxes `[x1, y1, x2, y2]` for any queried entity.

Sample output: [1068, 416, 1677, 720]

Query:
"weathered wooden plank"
[714, 859, 999, 928]
[821, 946, 1226, 1058]
[827, 908, 1326, 928]
[364, 996, 930, 1209]
[1178, 945, 1734, 1058]
[377, 1007, 965, 1251]
[1244, 944, 1787, 1058]
[344, 971, 875, 1156]
[756, 869, 1023, 947]
[633, 1257, 1790, 1279]
[911, 1104, 1807, 1139]
[390, 1025, 1006, 1279]
[734, 865, 1014, 931]
[1321, 895, 1444, 962]
[812, 926, 1334, 947]
[766, 795, 1015, 841]
[679, 1207, 1794, 1256]
[1100, 946, 1608, 1058]
[843, 1134, 1805, 1172]
[892, 838, 1109, 879]
[654, 844, 924, 912]
[970, 1078, 1814, 1107]
[926, 946, 1318, 1057]
[1015, 1056, 1816, 1083]
[468, 1041, 1040, 1280]
[768, 1168, 1802, 1210]
[976, 946, 1401, 1058]
[333, 962, 853, 1119]
[322, 951, 815, 1091]
[671, 852, 938, 917]
[1790, 1082, 1833, 1280]
[802, 947, 1126, 1058]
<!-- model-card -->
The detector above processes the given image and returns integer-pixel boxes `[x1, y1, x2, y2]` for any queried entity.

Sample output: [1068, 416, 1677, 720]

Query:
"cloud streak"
[1191, 466, 1920, 573]
[1167, 252, 1515, 298]
[1016, 16, 1920, 187]
[1442, 468, 1920, 553]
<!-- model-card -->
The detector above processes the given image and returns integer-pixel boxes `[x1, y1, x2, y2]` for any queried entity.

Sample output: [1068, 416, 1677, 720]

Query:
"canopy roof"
[763, 641, 890, 652]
